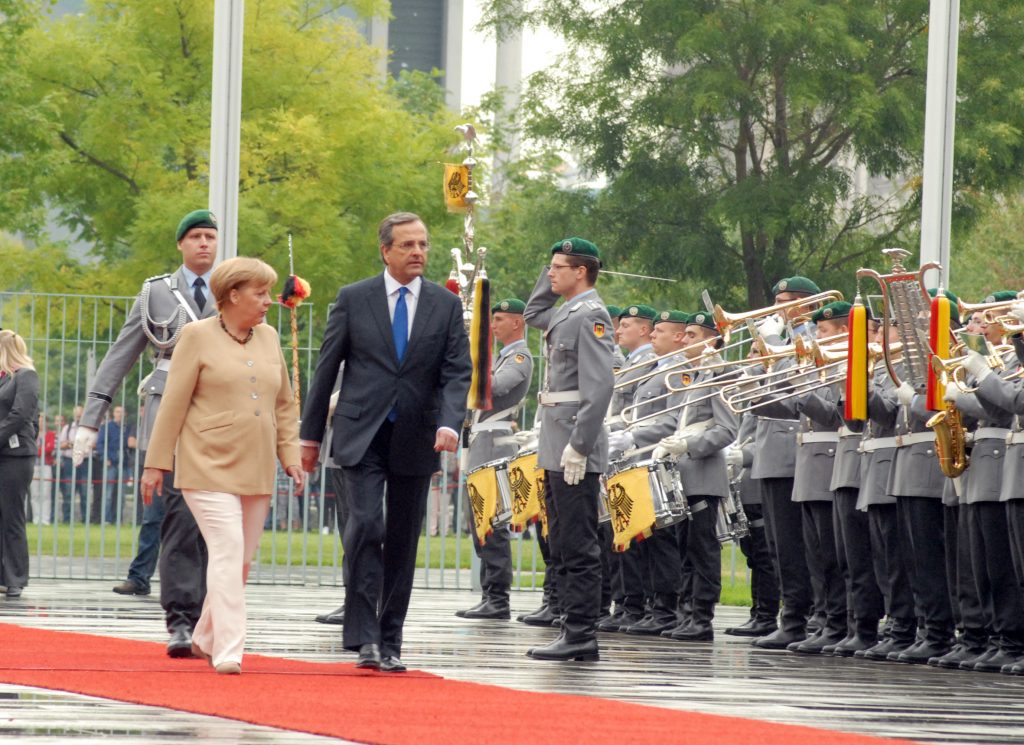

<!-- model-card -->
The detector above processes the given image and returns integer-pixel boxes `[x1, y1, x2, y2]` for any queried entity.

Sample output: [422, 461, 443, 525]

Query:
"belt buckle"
[895, 435, 903, 447]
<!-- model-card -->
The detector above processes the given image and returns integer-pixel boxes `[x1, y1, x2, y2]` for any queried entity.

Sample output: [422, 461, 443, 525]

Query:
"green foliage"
[952, 192, 1024, 301]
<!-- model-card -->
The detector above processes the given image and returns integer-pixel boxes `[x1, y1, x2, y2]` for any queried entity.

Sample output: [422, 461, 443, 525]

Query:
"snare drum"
[465, 459, 513, 542]
[507, 448, 542, 532]
[605, 458, 687, 551]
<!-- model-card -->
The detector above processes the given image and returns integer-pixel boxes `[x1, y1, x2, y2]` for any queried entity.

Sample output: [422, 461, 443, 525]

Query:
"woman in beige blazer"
[141, 257, 303, 674]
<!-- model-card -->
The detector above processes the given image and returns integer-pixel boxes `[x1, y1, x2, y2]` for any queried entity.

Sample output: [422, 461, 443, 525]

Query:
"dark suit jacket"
[301, 273, 471, 475]
[0, 368, 39, 457]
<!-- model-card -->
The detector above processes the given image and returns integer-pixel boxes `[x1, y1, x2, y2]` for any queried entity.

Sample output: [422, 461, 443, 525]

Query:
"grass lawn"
[26, 524, 752, 605]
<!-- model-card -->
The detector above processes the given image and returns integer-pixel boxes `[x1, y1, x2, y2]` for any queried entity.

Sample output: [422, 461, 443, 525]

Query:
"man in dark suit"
[300, 212, 472, 673]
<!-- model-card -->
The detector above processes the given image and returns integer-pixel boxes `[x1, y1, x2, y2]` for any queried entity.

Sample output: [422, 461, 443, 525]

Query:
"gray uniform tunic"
[467, 339, 533, 471]
[975, 370, 1024, 502]
[618, 354, 684, 465]
[669, 369, 738, 498]
[524, 270, 615, 473]
[860, 366, 899, 509]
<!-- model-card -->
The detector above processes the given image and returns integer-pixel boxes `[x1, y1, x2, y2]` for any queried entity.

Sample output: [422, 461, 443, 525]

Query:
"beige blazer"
[145, 316, 300, 494]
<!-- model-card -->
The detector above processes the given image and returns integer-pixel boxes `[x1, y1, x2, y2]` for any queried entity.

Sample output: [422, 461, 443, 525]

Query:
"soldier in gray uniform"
[524, 237, 615, 661]
[456, 298, 534, 620]
[73, 209, 215, 657]
[655, 311, 738, 642]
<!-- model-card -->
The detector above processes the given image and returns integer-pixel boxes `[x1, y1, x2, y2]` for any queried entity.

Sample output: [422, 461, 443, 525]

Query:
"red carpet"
[0, 622, 918, 745]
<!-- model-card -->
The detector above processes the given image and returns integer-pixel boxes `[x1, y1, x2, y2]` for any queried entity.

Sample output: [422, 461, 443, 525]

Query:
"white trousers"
[182, 489, 270, 667]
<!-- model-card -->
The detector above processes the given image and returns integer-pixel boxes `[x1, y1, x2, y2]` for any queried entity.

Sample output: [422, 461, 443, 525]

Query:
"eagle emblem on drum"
[607, 482, 633, 533]
[468, 483, 485, 531]
[509, 466, 532, 513]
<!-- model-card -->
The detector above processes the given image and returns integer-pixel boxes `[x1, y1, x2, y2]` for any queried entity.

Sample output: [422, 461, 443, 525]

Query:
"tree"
[0, 0, 466, 301]
[481, 0, 1024, 308]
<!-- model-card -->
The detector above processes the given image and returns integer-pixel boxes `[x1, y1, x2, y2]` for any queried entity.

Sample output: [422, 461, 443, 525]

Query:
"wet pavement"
[1, 579, 1023, 743]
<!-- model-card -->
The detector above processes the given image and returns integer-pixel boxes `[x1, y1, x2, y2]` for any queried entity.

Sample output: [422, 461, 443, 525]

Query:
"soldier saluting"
[73, 210, 215, 658]
[523, 237, 615, 661]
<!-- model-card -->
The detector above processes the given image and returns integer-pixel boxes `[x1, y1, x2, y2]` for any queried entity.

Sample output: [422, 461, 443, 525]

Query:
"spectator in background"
[57, 405, 88, 523]
[96, 405, 136, 523]
[31, 412, 56, 525]
[428, 452, 458, 537]
[0, 330, 40, 598]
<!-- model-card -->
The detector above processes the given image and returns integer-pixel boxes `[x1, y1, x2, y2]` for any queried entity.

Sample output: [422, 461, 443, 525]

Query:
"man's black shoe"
[461, 599, 511, 620]
[928, 643, 983, 669]
[380, 656, 407, 672]
[455, 599, 487, 618]
[753, 628, 806, 650]
[831, 633, 878, 657]
[166, 627, 194, 658]
[860, 637, 911, 661]
[793, 629, 845, 655]
[356, 643, 381, 670]
[314, 605, 345, 625]
[624, 614, 677, 636]
[112, 580, 150, 596]
[521, 605, 560, 627]
[669, 622, 713, 642]
[895, 640, 951, 664]
[527, 636, 599, 661]
[724, 617, 777, 637]
[972, 648, 1022, 673]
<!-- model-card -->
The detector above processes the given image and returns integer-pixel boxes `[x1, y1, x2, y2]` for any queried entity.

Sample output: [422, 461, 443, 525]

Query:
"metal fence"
[3, 290, 747, 592]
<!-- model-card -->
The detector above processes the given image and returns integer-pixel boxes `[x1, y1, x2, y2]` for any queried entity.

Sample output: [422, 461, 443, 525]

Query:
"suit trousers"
[341, 421, 432, 658]
[967, 502, 1024, 650]
[675, 496, 721, 619]
[737, 502, 780, 622]
[867, 503, 916, 637]
[182, 489, 271, 667]
[898, 496, 955, 645]
[950, 504, 987, 644]
[471, 524, 512, 603]
[155, 462, 208, 632]
[0, 455, 32, 590]
[801, 500, 846, 634]
[833, 488, 884, 633]
[545, 471, 602, 639]
[760, 477, 812, 633]
[327, 467, 351, 587]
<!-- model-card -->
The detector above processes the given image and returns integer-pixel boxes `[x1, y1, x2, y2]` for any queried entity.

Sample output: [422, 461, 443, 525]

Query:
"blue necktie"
[388, 287, 409, 422]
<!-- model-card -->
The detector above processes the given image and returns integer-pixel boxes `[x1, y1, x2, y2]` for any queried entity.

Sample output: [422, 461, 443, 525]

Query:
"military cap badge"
[563, 240, 573, 252]
[823, 307, 834, 319]
[695, 313, 705, 324]
[661, 311, 670, 321]
[500, 301, 510, 311]
[778, 280, 788, 291]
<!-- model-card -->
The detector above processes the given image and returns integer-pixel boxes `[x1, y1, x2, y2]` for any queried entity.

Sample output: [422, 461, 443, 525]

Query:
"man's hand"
[435, 428, 459, 453]
[607, 430, 634, 458]
[896, 381, 917, 407]
[300, 443, 320, 473]
[286, 465, 305, 495]
[725, 447, 744, 469]
[140, 467, 166, 506]
[757, 314, 785, 340]
[560, 444, 587, 485]
[72, 426, 98, 467]
[962, 350, 992, 383]
[653, 434, 689, 462]
[1009, 300, 1024, 325]
[943, 381, 961, 405]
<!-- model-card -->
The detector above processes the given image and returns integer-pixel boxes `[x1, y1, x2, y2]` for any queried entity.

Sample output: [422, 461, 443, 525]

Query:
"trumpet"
[711, 291, 844, 343]
[931, 344, 1017, 393]
[991, 314, 1024, 335]
[959, 292, 1024, 325]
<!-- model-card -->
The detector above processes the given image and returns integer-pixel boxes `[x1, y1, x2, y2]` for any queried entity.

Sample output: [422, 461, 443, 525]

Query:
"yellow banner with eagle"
[606, 466, 657, 552]
[444, 163, 471, 213]
[466, 465, 499, 544]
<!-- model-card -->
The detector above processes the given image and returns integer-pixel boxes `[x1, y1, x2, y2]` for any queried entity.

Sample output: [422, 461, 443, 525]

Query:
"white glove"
[560, 444, 587, 486]
[607, 430, 634, 456]
[514, 428, 539, 452]
[943, 381, 960, 405]
[699, 349, 724, 368]
[72, 426, 98, 467]
[725, 447, 744, 469]
[1009, 301, 1024, 325]
[756, 314, 785, 340]
[654, 434, 689, 461]
[962, 350, 992, 383]
[896, 381, 917, 407]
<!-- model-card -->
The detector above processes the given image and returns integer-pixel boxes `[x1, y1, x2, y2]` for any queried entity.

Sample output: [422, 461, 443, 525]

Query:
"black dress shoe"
[624, 614, 678, 636]
[315, 605, 345, 625]
[521, 605, 560, 627]
[461, 599, 511, 620]
[753, 628, 806, 650]
[1002, 660, 1024, 675]
[669, 622, 713, 642]
[928, 643, 983, 669]
[380, 656, 407, 673]
[959, 645, 998, 671]
[831, 633, 878, 657]
[527, 636, 599, 661]
[112, 580, 150, 596]
[356, 643, 381, 670]
[861, 637, 912, 661]
[5, 587, 22, 599]
[725, 617, 778, 637]
[792, 629, 845, 655]
[167, 627, 194, 658]
[972, 648, 1022, 673]
[596, 610, 627, 632]
[895, 639, 951, 664]
[455, 599, 487, 618]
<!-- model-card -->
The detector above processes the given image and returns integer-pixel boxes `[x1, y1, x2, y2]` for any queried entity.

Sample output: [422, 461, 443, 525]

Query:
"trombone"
[711, 291, 844, 343]
[620, 366, 748, 427]
[613, 334, 747, 390]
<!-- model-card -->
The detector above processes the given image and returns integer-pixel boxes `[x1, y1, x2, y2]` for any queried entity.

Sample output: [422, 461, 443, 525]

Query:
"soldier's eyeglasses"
[390, 241, 430, 252]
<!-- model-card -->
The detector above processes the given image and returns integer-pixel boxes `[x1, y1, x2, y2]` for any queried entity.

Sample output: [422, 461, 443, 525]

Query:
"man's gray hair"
[378, 212, 427, 246]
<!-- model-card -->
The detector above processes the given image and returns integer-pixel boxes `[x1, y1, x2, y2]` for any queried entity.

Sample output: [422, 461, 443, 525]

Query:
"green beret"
[606, 305, 622, 318]
[550, 237, 602, 267]
[687, 310, 717, 331]
[772, 275, 820, 297]
[927, 287, 960, 312]
[491, 298, 526, 315]
[984, 290, 1019, 304]
[618, 304, 657, 321]
[176, 209, 218, 242]
[655, 310, 689, 325]
[810, 301, 852, 324]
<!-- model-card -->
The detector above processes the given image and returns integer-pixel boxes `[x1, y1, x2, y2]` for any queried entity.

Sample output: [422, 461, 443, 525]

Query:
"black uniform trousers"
[598, 522, 613, 616]
[536, 529, 560, 611]
[760, 477, 812, 633]
[948, 504, 987, 646]
[898, 496, 955, 645]
[833, 488, 884, 635]
[0, 455, 32, 590]
[470, 524, 512, 604]
[675, 496, 721, 621]
[617, 542, 646, 614]
[737, 503, 780, 622]
[153, 461, 208, 633]
[967, 502, 1024, 652]
[801, 500, 846, 635]
[340, 421, 432, 658]
[639, 525, 681, 617]
[1008, 500, 1024, 599]
[867, 503, 916, 640]
[545, 471, 602, 640]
